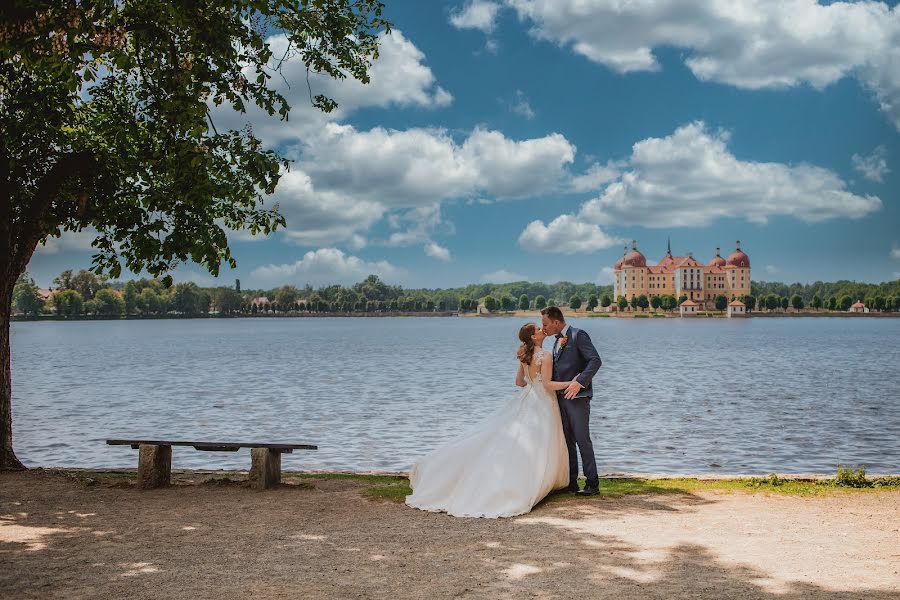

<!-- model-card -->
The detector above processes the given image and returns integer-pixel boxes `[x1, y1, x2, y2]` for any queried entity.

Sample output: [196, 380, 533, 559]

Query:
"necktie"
[554, 333, 563, 357]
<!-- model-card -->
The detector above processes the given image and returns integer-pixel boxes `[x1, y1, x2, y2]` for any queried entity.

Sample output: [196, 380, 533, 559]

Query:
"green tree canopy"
[51, 289, 84, 317]
[569, 294, 582, 310]
[534, 295, 547, 310]
[0, 0, 390, 469]
[94, 288, 124, 316]
[518, 294, 529, 311]
[13, 273, 44, 317]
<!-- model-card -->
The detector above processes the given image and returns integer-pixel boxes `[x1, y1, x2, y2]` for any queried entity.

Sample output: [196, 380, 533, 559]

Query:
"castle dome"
[708, 247, 726, 268]
[725, 240, 750, 268]
[623, 240, 646, 267]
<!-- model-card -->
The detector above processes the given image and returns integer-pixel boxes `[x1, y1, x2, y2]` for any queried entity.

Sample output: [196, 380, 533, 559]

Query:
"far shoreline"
[11, 311, 900, 322]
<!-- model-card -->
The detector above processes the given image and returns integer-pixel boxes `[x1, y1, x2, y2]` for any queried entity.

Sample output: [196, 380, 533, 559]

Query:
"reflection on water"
[10, 316, 900, 474]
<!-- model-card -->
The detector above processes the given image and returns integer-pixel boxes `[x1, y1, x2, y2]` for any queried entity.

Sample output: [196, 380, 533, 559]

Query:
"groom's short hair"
[541, 306, 565, 322]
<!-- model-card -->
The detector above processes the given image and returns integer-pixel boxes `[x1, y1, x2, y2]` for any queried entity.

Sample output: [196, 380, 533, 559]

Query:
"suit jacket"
[551, 326, 602, 400]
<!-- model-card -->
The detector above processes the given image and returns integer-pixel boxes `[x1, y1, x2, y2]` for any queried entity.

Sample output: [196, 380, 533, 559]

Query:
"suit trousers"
[558, 396, 599, 488]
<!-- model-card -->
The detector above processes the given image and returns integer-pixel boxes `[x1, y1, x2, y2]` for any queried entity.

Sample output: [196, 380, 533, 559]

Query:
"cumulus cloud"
[576, 121, 881, 228]
[852, 146, 890, 183]
[270, 123, 575, 246]
[891, 246, 900, 261]
[212, 30, 452, 146]
[765, 265, 780, 274]
[570, 161, 622, 193]
[450, 1, 502, 33]
[250, 248, 405, 287]
[504, 0, 900, 129]
[425, 242, 452, 261]
[481, 269, 528, 283]
[519, 215, 624, 254]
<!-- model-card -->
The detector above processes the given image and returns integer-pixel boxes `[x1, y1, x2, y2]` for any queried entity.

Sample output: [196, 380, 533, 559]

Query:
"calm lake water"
[9, 316, 900, 474]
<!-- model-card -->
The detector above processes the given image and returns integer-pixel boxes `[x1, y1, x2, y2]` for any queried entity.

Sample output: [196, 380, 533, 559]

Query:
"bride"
[405, 322, 572, 518]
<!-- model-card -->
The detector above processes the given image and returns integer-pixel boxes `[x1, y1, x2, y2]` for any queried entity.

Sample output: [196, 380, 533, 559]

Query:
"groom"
[541, 306, 603, 496]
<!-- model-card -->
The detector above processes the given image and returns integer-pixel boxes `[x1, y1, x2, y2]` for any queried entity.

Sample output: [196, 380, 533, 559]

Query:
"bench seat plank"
[107, 440, 317, 451]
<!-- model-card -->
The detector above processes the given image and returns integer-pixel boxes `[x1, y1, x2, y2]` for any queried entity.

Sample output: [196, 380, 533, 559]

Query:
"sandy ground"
[1, 470, 899, 600]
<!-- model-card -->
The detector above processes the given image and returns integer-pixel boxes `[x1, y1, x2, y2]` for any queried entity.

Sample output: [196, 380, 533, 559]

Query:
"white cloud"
[519, 214, 624, 254]
[425, 242, 452, 261]
[450, 1, 502, 33]
[294, 124, 574, 207]
[852, 146, 890, 183]
[250, 248, 405, 287]
[576, 121, 881, 228]
[504, 0, 900, 129]
[269, 124, 575, 247]
[33, 228, 99, 256]
[597, 266, 615, 285]
[211, 30, 452, 146]
[509, 90, 536, 120]
[481, 269, 528, 283]
[891, 246, 900, 261]
[765, 265, 780, 274]
[570, 161, 622, 193]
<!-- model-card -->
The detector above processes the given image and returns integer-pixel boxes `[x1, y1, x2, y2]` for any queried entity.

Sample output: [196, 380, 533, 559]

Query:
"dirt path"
[2, 470, 898, 599]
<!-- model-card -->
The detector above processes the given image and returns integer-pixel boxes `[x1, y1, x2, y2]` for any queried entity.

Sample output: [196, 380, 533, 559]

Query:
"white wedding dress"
[405, 349, 569, 518]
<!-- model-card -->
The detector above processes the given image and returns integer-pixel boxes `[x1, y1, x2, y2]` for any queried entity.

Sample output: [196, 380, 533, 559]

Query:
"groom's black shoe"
[549, 484, 579, 496]
[575, 485, 600, 496]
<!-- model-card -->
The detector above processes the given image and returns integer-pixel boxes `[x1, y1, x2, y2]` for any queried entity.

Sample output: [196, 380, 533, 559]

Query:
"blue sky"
[28, 0, 900, 289]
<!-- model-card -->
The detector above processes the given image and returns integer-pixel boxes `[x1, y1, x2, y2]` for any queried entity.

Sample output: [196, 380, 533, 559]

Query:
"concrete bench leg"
[250, 448, 282, 490]
[138, 444, 171, 489]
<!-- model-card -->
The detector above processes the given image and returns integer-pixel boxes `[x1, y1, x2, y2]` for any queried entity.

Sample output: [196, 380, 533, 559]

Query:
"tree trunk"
[0, 278, 26, 470]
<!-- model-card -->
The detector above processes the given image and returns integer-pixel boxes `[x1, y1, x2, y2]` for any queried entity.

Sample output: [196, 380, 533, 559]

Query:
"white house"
[679, 299, 699, 317]
[727, 299, 746, 317]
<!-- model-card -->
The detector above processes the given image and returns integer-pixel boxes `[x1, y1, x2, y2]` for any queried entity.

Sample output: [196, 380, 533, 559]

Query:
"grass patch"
[364, 481, 413, 502]
[40, 467, 900, 502]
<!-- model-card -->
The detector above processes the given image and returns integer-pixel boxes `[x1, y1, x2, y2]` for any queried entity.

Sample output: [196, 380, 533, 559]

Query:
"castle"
[613, 239, 751, 308]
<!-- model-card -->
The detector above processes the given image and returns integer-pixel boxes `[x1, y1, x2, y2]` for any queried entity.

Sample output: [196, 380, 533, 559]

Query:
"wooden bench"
[106, 439, 317, 490]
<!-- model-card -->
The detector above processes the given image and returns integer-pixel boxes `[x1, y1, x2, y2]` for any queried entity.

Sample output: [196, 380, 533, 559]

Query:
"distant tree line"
[12, 271, 900, 319]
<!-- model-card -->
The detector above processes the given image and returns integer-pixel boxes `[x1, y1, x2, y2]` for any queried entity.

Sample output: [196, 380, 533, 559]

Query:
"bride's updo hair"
[517, 323, 537, 365]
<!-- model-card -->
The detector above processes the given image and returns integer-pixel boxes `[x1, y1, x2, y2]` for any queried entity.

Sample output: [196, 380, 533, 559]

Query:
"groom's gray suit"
[551, 324, 602, 489]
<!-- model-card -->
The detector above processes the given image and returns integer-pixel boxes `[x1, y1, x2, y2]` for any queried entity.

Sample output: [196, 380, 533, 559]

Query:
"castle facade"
[613, 240, 751, 307]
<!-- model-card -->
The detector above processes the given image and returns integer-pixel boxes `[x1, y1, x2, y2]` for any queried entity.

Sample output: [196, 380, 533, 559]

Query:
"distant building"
[679, 299, 699, 317]
[249, 296, 269, 307]
[727, 299, 746, 317]
[850, 301, 867, 313]
[614, 239, 751, 310]
[36, 287, 55, 301]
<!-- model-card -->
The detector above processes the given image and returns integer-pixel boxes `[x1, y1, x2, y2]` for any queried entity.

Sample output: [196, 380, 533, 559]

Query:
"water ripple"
[9, 316, 900, 474]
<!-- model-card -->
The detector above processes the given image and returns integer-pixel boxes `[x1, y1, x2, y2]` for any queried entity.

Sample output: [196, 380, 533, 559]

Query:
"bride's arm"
[515, 362, 527, 387]
[540, 353, 571, 392]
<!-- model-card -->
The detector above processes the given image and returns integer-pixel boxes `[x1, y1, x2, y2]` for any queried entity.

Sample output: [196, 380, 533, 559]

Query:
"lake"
[9, 316, 900, 474]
